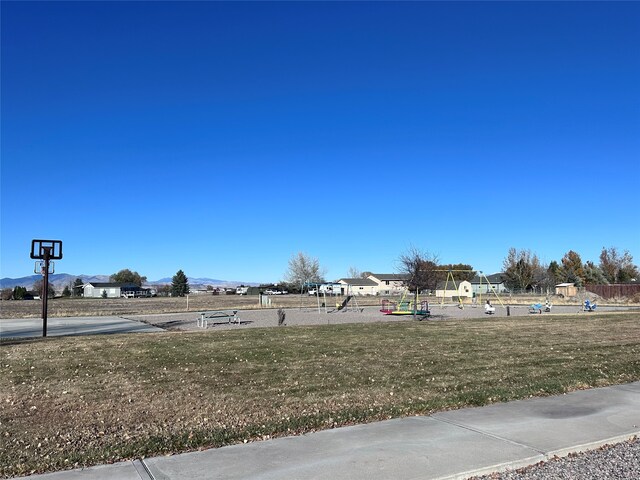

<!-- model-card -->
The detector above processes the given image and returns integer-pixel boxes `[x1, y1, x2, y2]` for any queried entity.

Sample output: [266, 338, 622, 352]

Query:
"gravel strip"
[126, 304, 635, 332]
[472, 437, 640, 479]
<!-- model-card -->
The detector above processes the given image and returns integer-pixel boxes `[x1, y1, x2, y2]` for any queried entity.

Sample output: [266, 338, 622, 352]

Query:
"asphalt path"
[0, 316, 164, 339]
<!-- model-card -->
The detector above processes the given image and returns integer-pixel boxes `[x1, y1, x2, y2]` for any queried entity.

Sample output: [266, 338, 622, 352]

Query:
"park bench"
[197, 310, 239, 328]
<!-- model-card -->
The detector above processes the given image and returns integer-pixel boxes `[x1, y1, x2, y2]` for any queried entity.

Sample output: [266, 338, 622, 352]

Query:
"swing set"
[436, 270, 505, 309]
[380, 270, 505, 317]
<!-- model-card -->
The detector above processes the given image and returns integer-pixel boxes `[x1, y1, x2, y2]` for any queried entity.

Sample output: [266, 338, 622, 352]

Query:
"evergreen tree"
[502, 248, 541, 292]
[73, 278, 84, 297]
[560, 250, 585, 286]
[172, 270, 190, 297]
[12, 286, 28, 300]
[583, 261, 608, 285]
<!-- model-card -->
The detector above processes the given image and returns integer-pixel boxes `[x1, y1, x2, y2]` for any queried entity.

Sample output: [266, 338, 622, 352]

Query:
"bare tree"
[284, 252, 325, 290]
[347, 266, 361, 278]
[397, 246, 439, 320]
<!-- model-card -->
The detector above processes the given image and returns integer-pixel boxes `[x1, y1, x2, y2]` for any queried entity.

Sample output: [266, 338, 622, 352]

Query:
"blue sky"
[2, 1, 639, 284]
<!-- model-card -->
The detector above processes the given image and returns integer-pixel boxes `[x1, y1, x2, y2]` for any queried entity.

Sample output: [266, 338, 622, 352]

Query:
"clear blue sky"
[2, 1, 639, 284]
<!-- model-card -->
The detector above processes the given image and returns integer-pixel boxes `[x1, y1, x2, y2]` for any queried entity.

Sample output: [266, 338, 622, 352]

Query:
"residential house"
[469, 273, 508, 295]
[337, 278, 378, 296]
[82, 282, 130, 298]
[367, 273, 409, 295]
[82, 282, 153, 298]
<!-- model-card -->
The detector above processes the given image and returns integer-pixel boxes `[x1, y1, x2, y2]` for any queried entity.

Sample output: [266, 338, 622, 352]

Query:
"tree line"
[284, 246, 638, 297]
[502, 246, 638, 292]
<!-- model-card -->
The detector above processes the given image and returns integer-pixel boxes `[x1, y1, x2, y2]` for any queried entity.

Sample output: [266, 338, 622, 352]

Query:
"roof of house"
[338, 278, 378, 286]
[368, 273, 409, 281]
[84, 282, 137, 288]
[555, 283, 576, 287]
[469, 273, 506, 284]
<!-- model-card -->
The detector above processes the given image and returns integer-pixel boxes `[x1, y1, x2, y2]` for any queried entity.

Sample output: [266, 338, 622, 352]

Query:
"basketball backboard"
[34, 260, 55, 274]
[30, 239, 63, 260]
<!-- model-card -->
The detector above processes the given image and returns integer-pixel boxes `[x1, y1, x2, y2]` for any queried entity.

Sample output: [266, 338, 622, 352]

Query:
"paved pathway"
[12, 382, 640, 480]
[0, 316, 163, 338]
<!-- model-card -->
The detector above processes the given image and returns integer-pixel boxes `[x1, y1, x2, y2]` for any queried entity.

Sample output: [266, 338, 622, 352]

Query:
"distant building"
[555, 283, 578, 297]
[81, 282, 153, 298]
[469, 273, 508, 295]
[367, 273, 409, 295]
[337, 278, 378, 296]
[435, 280, 473, 299]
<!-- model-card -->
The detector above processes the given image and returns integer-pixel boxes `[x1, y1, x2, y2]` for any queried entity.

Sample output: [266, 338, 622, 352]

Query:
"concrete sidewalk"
[15, 382, 640, 480]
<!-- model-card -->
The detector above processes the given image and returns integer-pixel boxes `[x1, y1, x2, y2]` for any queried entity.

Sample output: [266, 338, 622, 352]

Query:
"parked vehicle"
[264, 289, 288, 295]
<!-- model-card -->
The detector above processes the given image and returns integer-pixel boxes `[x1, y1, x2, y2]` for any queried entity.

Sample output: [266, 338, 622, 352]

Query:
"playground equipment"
[529, 302, 552, 314]
[529, 303, 543, 314]
[333, 284, 362, 312]
[484, 302, 496, 314]
[437, 270, 505, 309]
[300, 282, 362, 313]
[380, 289, 430, 318]
[583, 300, 597, 312]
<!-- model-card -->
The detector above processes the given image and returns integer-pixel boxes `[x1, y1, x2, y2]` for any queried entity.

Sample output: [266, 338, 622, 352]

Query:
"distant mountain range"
[0, 274, 259, 292]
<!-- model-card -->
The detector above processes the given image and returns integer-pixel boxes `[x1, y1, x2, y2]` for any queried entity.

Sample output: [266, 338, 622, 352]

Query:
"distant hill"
[148, 278, 259, 288]
[0, 274, 259, 292]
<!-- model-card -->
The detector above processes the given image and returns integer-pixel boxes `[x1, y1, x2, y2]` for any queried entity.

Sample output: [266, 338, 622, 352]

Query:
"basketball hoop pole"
[41, 247, 52, 337]
[30, 239, 63, 338]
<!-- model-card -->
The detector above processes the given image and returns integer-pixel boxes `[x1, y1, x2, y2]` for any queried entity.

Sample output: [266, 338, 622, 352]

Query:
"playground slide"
[337, 296, 352, 310]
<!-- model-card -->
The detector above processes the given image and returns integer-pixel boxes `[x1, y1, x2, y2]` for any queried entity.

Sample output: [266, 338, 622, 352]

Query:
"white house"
[337, 278, 378, 296]
[435, 280, 473, 299]
[82, 282, 153, 298]
[367, 273, 409, 295]
[82, 282, 127, 298]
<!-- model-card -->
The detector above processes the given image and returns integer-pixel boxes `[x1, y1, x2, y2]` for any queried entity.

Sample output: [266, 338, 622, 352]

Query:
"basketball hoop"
[30, 239, 63, 337]
[34, 260, 55, 275]
[30, 239, 63, 260]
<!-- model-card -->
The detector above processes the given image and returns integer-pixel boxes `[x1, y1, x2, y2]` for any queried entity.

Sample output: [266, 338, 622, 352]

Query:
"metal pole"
[42, 250, 51, 337]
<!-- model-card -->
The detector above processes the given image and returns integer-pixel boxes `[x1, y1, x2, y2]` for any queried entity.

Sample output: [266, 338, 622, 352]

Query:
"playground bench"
[197, 310, 239, 328]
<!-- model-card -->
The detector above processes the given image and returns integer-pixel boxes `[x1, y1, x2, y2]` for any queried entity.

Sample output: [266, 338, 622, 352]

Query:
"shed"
[555, 283, 578, 297]
[435, 280, 473, 299]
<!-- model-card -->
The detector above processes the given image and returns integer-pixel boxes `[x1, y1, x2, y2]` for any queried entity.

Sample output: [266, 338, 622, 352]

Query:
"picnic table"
[197, 310, 239, 328]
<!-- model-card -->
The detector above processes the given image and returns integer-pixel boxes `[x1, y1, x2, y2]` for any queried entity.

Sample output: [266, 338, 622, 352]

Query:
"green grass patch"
[1, 313, 639, 477]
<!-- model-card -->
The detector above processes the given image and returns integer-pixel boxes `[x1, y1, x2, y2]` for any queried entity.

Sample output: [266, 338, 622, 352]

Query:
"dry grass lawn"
[0, 295, 382, 319]
[1, 312, 639, 478]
